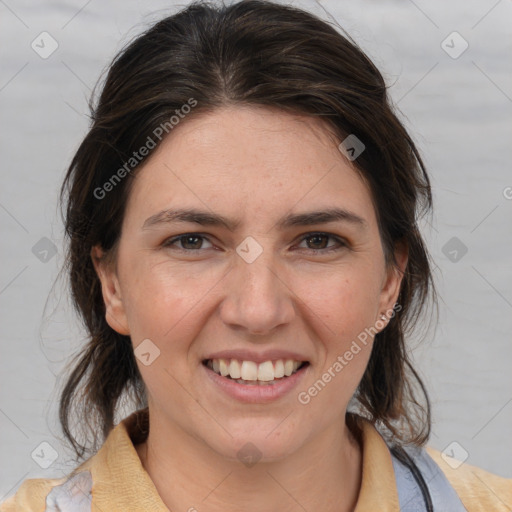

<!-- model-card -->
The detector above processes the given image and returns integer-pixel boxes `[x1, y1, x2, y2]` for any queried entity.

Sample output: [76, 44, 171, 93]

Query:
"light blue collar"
[391, 444, 468, 511]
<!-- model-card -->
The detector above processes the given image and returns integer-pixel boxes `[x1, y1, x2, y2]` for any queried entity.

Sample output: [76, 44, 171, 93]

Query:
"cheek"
[120, 255, 220, 342]
[294, 271, 379, 411]
[295, 264, 383, 340]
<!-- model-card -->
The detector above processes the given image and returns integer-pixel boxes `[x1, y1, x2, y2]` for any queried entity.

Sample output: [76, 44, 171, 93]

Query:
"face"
[93, 106, 406, 462]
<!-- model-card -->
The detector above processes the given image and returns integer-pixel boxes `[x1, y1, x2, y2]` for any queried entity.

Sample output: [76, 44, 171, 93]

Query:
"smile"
[203, 358, 309, 385]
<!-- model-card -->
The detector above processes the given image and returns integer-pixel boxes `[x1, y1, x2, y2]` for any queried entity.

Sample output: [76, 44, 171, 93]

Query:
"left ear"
[377, 239, 408, 321]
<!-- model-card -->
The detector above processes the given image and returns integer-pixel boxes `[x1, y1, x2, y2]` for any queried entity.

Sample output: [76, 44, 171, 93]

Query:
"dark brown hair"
[59, 0, 436, 459]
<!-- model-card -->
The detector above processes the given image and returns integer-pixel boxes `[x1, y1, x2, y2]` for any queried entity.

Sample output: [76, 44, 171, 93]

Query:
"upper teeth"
[208, 358, 303, 381]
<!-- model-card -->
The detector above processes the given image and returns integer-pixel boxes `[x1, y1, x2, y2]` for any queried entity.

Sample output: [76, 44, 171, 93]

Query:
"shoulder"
[0, 476, 61, 512]
[0, 477, 60, 512]
[0, 410, 146, 511]
[389, 442, 512, 512]
[0, 471, 93, 512]
[425, 446, 512, 512]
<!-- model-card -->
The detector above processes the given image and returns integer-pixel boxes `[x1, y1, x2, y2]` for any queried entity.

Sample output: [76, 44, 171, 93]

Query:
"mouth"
[202, 358, 309, 386]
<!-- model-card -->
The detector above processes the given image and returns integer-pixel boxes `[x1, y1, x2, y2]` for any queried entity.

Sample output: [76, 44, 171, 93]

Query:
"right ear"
[91, 245, 130, 336]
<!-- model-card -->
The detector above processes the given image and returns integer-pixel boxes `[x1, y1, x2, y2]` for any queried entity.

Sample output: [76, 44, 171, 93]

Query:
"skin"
[92, 106, 407, 512]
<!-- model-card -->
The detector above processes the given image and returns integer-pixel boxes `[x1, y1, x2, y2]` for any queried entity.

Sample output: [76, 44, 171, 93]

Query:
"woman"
[1, 1, 510, 510]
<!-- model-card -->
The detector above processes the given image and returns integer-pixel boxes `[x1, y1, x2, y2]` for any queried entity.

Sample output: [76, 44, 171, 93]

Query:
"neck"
[135, 411, 363, 512]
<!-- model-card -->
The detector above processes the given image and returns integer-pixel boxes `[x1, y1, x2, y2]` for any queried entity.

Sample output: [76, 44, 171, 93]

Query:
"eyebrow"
[142, 207, 367, 232]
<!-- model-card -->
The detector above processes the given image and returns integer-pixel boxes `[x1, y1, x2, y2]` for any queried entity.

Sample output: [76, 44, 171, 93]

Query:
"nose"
[219, 250, 295, 336]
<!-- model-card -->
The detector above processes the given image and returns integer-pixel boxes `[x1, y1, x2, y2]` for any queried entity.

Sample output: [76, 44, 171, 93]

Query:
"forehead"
[124, 106, 378, 232]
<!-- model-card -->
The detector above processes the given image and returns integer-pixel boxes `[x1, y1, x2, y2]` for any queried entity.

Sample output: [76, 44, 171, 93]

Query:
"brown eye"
[297, 233, 346, 253]
[163, 234, 213, 251]
[305, 234, 330, 249]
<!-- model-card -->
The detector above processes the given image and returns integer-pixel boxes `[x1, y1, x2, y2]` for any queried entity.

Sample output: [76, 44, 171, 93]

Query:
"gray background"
[1, 0, 511, 500]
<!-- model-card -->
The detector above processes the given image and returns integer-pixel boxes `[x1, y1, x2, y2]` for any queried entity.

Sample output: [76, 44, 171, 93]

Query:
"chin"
[200, 420, 308, 465]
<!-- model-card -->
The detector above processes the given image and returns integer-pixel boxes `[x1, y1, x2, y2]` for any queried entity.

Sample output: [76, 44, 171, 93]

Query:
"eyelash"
[162, 232, 347, 254]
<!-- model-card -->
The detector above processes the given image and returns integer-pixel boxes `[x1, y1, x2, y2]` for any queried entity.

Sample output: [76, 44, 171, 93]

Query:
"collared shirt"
[1, 408, 510, 511]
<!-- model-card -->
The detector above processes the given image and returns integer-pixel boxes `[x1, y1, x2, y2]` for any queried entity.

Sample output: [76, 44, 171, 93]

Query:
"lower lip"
[202, 363, 309, 403]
